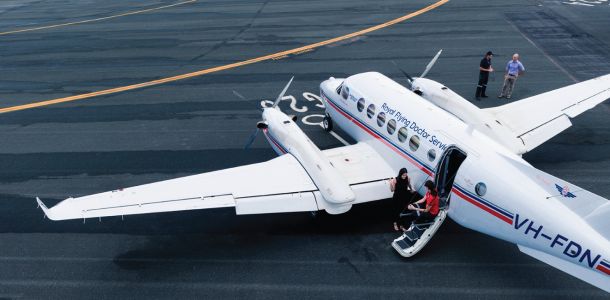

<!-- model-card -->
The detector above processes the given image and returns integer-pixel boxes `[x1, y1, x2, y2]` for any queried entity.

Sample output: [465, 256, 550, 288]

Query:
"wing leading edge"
[38, 154, 318, 220]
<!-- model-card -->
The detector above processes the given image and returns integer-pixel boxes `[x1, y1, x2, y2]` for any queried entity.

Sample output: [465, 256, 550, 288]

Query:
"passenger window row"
[356, 96, 436, 162]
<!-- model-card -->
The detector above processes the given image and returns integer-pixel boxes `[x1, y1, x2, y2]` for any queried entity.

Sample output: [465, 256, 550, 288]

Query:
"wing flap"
[235, 192, 318, 215]
[518, 115, 572, 152]
[323, 143, 395, 185]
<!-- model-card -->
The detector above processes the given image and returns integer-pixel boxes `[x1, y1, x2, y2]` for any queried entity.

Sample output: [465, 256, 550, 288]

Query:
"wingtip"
[36, 197, 52, 219]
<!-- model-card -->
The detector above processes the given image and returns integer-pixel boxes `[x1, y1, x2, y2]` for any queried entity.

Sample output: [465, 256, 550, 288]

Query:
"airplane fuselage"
[319, 72, 610, 283]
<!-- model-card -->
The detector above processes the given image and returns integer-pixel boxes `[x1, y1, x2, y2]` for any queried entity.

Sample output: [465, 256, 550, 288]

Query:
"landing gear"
[310, 210, 327, 219]
[323, 115, 333, 132]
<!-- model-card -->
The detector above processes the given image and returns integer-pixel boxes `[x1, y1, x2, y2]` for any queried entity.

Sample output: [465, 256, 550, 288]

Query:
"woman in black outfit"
[389, 168, 415, 231]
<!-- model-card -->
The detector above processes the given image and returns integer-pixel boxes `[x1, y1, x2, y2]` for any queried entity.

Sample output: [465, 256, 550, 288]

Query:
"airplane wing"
[483, 74, 610, 152]
[37, 143, 395, 220]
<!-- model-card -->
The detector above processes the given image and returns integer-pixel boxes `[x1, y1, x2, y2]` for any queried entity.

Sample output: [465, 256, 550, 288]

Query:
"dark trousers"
[475, 72, 489, 98]
[391, 198, 408, 224]
[401, 203, 437, 227]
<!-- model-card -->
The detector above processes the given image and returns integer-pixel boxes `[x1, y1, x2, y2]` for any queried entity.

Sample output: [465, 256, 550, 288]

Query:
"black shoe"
[481, 95, 489, 98]
[476, 97, 481, 101]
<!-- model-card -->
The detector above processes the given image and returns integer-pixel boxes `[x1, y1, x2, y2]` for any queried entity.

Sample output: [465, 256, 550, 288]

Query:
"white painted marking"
[330, 131, 350, 146]
[282, 95, 308, 112]
[303, 92, 326, 108]
[302, 114, 324, 126]
[317, 124, 350, 146]
[564, 1, 594, 5]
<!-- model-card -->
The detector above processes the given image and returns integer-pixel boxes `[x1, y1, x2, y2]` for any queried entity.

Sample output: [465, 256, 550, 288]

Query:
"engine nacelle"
[412, 78, 526, 154]
[262, 108, 355, 214]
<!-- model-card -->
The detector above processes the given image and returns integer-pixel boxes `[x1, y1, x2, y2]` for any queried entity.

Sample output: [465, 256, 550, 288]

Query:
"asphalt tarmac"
[1, 0, 609, 299]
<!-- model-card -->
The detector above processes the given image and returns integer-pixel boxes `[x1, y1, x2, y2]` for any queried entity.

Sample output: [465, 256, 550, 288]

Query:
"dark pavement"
[1, 0, 609, 298]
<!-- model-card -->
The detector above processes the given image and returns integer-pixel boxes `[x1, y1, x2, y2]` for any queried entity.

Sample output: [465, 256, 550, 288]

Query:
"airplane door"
[392, 135, 477, 257]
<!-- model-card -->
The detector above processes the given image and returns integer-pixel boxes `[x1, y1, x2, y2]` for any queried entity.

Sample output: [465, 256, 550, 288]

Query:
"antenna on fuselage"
[420, 49, 442, 79]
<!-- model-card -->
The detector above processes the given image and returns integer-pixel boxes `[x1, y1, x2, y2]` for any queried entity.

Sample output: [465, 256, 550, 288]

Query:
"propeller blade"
[420, 49, 442, 79]
[391, 61, 414, 82]
[391, 60, 413, 89]
[272, 76, 294, 108]
[233, 91, 263, 111]
[244, 128, 259, 151]
[233, 91, 248, 101]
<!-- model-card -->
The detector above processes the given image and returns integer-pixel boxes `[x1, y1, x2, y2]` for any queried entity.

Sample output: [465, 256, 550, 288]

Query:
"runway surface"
[1, 0, 610, 298]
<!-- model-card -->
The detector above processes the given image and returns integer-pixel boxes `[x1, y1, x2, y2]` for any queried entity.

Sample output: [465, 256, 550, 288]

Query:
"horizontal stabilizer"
[519, 245, 610, 293]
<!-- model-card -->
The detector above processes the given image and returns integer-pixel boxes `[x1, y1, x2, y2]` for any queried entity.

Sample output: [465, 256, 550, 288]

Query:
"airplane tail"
[500, 154, 610, 242]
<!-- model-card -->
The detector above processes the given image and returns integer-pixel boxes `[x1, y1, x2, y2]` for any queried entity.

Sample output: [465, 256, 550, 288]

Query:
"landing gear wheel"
[323, 116, 333, 132]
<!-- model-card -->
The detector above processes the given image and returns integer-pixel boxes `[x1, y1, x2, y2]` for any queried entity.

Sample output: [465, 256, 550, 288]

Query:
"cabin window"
[387, 119, 396, 134]
[357, 98, 365, 112]
[341, 85, 349, 100]
[427, 149, 436, 162]
[377, 112, 386, 127]
[367, 104, 375, 119]
[409, 135, 420, 151]
[398, 127, 408, 142]
[475, 183, 487, 196]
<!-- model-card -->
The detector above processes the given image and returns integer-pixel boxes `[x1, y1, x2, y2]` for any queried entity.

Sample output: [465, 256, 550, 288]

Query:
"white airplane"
[37, 51, 610, 292]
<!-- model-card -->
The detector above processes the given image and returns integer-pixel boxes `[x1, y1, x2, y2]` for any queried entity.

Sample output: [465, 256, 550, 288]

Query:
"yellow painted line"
[0, 0, 449, 114]
[0, 0, 197, 35]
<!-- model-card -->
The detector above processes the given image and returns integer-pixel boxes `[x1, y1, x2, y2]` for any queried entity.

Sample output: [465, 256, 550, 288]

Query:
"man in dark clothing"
[475, 51, 494, 101]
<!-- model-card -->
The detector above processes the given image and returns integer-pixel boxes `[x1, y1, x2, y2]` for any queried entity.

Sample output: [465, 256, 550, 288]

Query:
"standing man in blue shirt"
[499, 53, 525, 99]
[476, 51, 494, 101]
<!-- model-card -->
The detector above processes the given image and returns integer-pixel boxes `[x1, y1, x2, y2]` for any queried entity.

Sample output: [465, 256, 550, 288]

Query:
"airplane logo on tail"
[555, 184, 577, 198]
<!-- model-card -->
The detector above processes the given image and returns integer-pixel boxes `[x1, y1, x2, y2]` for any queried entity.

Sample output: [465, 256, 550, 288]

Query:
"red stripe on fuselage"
[597, 265, 610, 276]
[263, 128, 286, 154]
[323, 94, 433, 176]
[452, 187, 513, 225]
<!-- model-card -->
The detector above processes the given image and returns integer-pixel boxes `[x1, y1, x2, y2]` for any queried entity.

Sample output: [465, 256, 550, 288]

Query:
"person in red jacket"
[401, 180, 439, 231]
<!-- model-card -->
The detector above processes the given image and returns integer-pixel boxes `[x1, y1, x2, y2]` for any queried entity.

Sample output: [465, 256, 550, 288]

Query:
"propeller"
[244, 129, 259, 151]
[392, 50, 442, 89]
[392, 60, 414, 89]
[233, 91, 263, 112]
[271, 76, 294, 108]
[420, 49, 442, 79]
[244, 121, 269, 151]
[240, 76, 294, 151]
